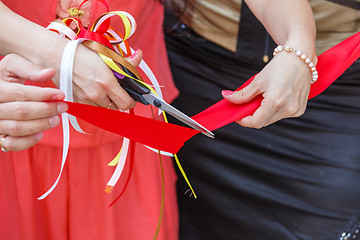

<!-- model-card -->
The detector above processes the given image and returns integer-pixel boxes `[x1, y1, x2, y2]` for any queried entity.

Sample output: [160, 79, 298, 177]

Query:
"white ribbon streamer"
[106, 137, 130, 187]
[38, 40, 84, 200]
[145, 145, 174, 157]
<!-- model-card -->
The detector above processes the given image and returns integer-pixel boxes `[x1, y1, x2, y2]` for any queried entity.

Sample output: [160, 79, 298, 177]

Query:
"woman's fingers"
[0, 54, 67, 152]
[237, 87, 309, 128]
[222, 78, 263, 105]
[0, 101, 67, 120]
[103, 79, 136, 110]
[0, 133, 44, 152]
[224, 52, 311, 128]
[0, 54, 64, 102]
[0, 81, 65, 102]
[0, 114, 62, 137]
[106, 50, 143, 110]
[0, 54, 56, 83]
[71, 45, 136, 110]
[126, 49, 143, 68]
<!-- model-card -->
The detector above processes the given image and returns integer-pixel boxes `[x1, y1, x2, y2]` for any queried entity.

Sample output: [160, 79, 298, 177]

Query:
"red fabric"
[0, 1, 179, 240]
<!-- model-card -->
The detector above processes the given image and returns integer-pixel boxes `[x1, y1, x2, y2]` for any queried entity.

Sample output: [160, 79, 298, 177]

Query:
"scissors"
[114, 67, 214, 138]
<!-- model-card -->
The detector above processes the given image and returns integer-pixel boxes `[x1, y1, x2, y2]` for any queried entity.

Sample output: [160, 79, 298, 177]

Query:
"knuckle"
[253, 124, 263, 129]
[13, 103, 30, 118]
[118, 100, 135, 111]
[4, 139, 14, 151]
[13, 89, 27, 101]
[294, 107, 306, 117]
[248, 124, 262, 129]
[85, 90, 101, 103]
[44, 103, 56, 115]
[7, 121, 22, 136]
[299, 107, 306, 116]
[233, 90, 245, 99]
[2, 54, 16, 64]
[96, 79, 111, 91]
[272, 97, 285, 109]
[286, 104, 298, 116]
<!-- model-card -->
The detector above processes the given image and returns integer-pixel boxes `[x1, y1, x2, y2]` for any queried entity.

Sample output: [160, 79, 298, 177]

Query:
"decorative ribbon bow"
[42, 0, 185, 201]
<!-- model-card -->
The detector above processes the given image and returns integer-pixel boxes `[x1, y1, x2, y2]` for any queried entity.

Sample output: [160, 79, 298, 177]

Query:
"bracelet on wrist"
[273, 45, 318, 84]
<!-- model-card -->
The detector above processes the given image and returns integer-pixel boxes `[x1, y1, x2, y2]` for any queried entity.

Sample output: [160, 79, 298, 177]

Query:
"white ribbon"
[45, 13, 169, 195]
[106, 137, 130, 188]
[145, 145, 173, 157]
[38, 39, 86, 200]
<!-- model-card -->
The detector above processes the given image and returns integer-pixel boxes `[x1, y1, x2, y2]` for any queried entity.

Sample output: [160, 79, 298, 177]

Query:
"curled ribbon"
[45, 2, 173, 198]
[45, 3, 191, 238]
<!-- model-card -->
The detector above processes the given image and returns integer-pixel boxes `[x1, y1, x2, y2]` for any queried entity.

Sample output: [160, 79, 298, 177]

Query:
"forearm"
[244, 0, 317, 61]
[0, 2, 67, 77]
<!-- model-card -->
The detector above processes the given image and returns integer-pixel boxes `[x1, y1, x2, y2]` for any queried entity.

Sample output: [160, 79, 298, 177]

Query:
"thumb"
[2, 54, 55, 83]
[27, 68, 56, 82]
[126, 49, 143, 68]
[221, 89, 250, 104]
[222, 81, 262, 104]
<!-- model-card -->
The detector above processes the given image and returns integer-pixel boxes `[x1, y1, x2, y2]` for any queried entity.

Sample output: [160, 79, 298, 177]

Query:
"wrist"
[284, 34, 317, 64]
[32, 32, 69, 87]
[273, 44, 318, 83]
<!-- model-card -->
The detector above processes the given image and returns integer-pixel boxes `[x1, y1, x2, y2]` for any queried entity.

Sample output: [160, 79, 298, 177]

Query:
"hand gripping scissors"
[115, 67, 214, 138]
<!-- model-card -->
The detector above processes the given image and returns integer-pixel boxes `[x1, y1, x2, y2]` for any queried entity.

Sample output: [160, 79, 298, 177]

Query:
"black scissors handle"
[115, 67, 151, 105]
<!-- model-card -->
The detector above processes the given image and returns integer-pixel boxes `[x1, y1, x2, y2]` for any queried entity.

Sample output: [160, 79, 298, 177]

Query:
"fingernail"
[222, 90, 234, 96]
[35, 132, 44, 141]
[130, 49, 140, 59]
[40, 68, 50, 73]
[57, 102, 68, 113]
[49, 116, 60, 127]
[53, 93, 65, 101]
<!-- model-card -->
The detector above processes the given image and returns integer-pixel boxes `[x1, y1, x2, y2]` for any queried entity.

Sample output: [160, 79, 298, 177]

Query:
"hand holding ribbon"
[192, 31, 360, 131]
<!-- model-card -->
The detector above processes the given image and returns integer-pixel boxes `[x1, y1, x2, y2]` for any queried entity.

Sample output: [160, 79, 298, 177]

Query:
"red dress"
[0, 0, 179, 239]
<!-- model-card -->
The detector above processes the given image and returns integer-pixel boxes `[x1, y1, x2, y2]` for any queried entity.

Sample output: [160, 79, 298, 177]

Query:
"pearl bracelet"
[273, 45, 318, 84]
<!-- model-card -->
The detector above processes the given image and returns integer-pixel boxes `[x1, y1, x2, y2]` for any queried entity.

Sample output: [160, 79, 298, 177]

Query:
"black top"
[164, 2, 360, 239]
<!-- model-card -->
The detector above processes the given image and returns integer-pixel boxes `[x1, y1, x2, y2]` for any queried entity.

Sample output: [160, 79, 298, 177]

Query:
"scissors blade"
[142, 92, 214, 138]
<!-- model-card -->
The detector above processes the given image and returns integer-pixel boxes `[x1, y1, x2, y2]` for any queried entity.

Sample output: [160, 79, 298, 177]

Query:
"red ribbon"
[63, 101, 200, 153]
[62, 31, 360, 153]
[192, 31, 360, 131]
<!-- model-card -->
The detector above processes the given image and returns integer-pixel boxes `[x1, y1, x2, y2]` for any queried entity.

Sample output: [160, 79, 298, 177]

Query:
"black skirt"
[164, 6, 360, 240]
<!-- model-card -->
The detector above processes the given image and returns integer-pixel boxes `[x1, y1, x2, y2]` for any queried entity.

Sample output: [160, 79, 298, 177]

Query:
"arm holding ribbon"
[0, 1, 135, 110]
[222, 0, 317, 128]
[165, 0, 360, 239]
[0, 54, 67, 151]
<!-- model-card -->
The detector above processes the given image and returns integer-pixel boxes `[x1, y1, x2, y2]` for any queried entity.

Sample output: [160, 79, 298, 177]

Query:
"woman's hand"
[67, 45, 142, 110]
[0, 2, 142, 112]
[0, 54, 68, 151]
[225, 0, 316, 128]
[222, 51, 312, 128]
